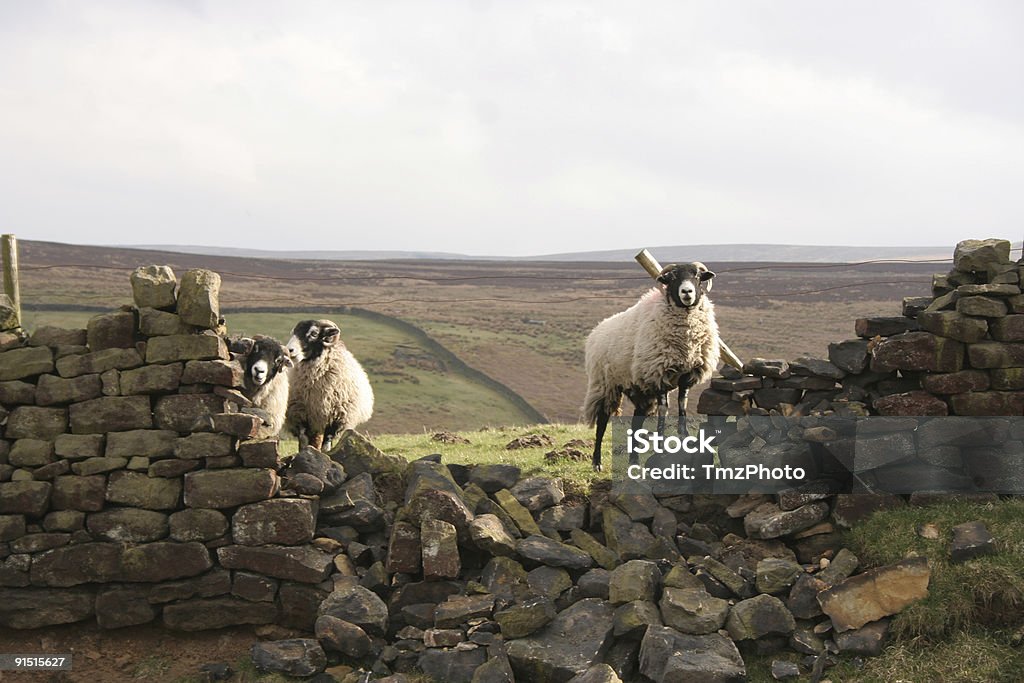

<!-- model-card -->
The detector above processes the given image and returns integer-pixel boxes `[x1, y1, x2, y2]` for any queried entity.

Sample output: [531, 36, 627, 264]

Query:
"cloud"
[0, 1, 1021, 255]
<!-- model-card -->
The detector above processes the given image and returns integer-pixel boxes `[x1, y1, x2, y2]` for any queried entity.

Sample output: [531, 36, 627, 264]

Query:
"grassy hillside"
[21, 309, 539, 434]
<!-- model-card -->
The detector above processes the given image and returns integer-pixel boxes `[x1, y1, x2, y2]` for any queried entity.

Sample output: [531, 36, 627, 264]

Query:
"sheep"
[285, 319, 374, 451]
[582, 262, 720, 470]
[237, 335, 292, 439]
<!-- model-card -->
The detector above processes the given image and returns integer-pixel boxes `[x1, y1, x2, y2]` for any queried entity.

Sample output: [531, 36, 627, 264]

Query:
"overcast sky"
[1, 1, 1022, 256]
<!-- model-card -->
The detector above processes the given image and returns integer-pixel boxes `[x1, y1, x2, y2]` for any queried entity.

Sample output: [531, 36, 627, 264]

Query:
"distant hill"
[123, 242, 994, 263]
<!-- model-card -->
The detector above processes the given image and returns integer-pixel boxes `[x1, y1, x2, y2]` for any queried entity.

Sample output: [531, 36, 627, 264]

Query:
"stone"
[989, 314, 1024, 342]
[0, 587, 95, 628]
[0, 346, 54, 380]
[538, 504, 587, 531]
[72, 456, 127, 475]
[613, 599, 662, 638]
[131, 265, 177, 310]
[28, 542, 122, 586]
[659, 587, 729, 635]
[608, 559, 661, 604]
[106, 471, 182, 509]
[871, 331, 964, 373]
[950, 520, 996, 562]
[232, 572, 277, 602]
[181, 359, 245, 386]
[517, 534, 593, 570]
[921, 370, 990, 394]
[954, 238, 1011, 272]
[874, 391, 948, 416]
[569, 529, 620, 571]
[402, 460, 474, 537]
[956, 295, 1008, 318]
[32, 459, 72, 480]
[218, 544, 334, 583]
[638, 626, 746, 683]
[232, 499, 316, 546]
[790, 357, 846, 380]
[0, 480, 51, 517]
[855, 317, 920, 337]
[916, 311, 988, 343]
[169, 508, 228, 542]
[211, 413, 261, 438]
[87, 311, 137, 350]
[469, 464, 522, 492]
[567, 664, 623, 683]
[481, 557, 529, 600]
[968, 342, 1024, 368]
[87, 508, 169, 542]
[251, 638, 327, 677]
[318, 584, 389, 636]
[528, 565, 572, 600]
[835, 618, 890, 656]
[434, 593, 496, 628]
[818, 557, 930, 631]
[385, 520, 422, 574]
[0, 380, 36, 405]
[0, 514, 26, 541]
[755, 558, 803, 595]
[29, 326, 87, 348]
[726, 594, 795, 640]
[238, 440, 281, 468]
[120, 541, 213, 582]
[70, 396, 153, 433]
[770, 660, 800, 680]
[316, 614, 373, 657]
[56, 348, 143, 378]
[178, 269, 222, 328]
[10, 532, 70, 553]
[9, 439, 55, 467]
[96, 585, 156, 629]
[146, 568, 231, 603]
[6, 406, 67, 439]
[184, 468, 279, 508]
[470, 514, 518, 557]
[421, 518, 460, 579]
[743, 358, 791, 379]
[418, 648, 487, 683]
[319, 472, 385, 531]
[610, 493, 660, 522]
[147, 334, 228, 364]
[163, 596, 277, 630]
[744, 502, 829, 540]
[991, 368, 1024, 390]
[138, 308, 191, 336]
[174, 432, 235, 460]
[828, 339, 870, 374]
[507, 599, 614, 683]
[105, 429, 178, 459]
[602, 506, 655, 560]
[510, 477, 565, 511]
[958, 283, 1020, 297]
[494, 489, 542, 536]
[51, 475, 105, 511]
[495, 595, 558, 638]
[284, 447, 346, 493]
[51, 434, 102, 460]
[120, 364, 183, 395]
[950, 391, 1024, 416]
[36, 373, 103, 405]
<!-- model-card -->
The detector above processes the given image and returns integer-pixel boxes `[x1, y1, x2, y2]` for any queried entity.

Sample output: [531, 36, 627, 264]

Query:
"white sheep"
[582, 262, 720, 470]
[285, 319, 374, 451]
[238, 335, 292, 440]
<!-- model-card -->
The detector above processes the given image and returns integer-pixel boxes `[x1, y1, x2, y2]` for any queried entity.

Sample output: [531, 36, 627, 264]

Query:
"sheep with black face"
[582, 262, 721, 470]
[237, 335, 292, 440]
[285, 319, 374, 451]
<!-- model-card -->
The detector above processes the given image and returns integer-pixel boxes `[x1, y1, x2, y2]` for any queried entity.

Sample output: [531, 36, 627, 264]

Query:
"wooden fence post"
[2, 234, 22, 329]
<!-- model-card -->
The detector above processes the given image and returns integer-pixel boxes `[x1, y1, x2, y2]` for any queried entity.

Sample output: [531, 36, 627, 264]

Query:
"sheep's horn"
[634, 248, 744, 370]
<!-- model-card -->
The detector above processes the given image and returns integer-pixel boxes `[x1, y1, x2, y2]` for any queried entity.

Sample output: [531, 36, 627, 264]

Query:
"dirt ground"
[0, 624, 262, 683]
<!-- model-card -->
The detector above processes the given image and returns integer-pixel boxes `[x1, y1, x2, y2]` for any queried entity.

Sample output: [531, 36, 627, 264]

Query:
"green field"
[21, 309, 539, 434]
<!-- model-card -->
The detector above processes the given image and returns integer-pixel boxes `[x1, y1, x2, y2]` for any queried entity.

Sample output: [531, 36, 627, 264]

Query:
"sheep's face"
[288, 319, 341, 363]
[657, 262, 715, 309]
[246, 336, 291, 388]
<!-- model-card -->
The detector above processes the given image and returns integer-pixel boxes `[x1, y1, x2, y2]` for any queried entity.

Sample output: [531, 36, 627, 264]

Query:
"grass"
[21, 309, 538, 434]
[374, 422, 602, 497]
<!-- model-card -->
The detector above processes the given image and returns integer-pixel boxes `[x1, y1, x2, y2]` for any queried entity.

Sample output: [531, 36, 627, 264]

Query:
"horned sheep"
[236, 335, 292, 440]
[285, 319, 375, 451]
[582, 262, 721, 470]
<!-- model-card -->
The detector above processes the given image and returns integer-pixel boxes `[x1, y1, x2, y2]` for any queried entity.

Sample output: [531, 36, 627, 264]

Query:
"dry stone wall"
[0, 265, 333, 632]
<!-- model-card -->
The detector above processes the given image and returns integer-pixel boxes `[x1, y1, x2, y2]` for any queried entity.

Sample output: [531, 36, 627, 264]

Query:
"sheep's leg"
[310, 433, 324, 451]
[678, 384, 690, 436]
[630, 397, 654, 466]
[656, 393, 668, 434]
[592, 407, 610, 471]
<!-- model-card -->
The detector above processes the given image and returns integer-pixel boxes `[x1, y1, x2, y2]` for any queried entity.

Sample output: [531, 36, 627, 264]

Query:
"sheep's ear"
[700, 270, 716, 291]
[656, 267, 676, 285]
[278, 353, 293, 369]
[322, 325, 340, 347]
